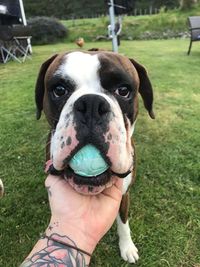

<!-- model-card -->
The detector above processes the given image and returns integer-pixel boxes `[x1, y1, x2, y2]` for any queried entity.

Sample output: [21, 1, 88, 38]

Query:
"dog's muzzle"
[48, 94, 134, 195]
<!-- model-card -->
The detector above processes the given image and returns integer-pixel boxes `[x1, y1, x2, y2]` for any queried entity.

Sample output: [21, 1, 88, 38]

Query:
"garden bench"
[187, 16, 200, 55]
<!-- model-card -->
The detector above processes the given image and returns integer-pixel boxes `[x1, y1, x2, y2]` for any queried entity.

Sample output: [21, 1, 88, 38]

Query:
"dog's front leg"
[117, 175, 139, 263]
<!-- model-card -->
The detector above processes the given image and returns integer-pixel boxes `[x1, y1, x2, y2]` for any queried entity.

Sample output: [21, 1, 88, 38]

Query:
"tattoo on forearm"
[20, 233, 88, 267]
[48, 221, 59, 231]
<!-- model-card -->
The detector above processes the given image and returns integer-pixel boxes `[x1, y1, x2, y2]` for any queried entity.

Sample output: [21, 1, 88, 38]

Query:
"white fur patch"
[56, 52, 101, 93]
[117, 215, 139, 263]
[54, 51, 122, 113]
[122, 173, 132, 194]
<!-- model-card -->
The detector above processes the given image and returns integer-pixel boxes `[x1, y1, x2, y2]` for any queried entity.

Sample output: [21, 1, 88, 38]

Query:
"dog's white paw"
[119, 239, 139, 263]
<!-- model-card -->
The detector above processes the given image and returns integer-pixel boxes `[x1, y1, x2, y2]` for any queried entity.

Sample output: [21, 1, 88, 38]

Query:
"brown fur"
[119, 192, 130, 223]
[119, 139, 136, 223]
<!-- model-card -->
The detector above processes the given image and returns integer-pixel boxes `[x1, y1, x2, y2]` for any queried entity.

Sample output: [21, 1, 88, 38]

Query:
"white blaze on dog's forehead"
[54, 51, 124, 121]
[57, 52, 101, 92]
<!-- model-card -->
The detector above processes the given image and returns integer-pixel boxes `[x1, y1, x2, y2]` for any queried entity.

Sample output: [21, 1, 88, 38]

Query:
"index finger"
[101, 176, 123, 201]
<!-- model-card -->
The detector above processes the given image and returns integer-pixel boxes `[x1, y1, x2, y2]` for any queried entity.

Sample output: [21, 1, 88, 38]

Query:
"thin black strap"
[111, 169, 132, 178]
[48, 165, 63, 176]
[42, 233, 92, 257]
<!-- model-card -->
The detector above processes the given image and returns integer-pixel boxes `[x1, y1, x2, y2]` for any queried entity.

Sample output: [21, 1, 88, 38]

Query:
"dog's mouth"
[46, 159, 132, 195]
[64, 167, 116, 195]
[46, 142, 133, 195]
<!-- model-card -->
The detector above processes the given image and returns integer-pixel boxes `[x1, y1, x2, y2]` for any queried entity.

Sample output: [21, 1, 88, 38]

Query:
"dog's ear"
[129, 58, 155, 119]
[35, 54, 58, 120]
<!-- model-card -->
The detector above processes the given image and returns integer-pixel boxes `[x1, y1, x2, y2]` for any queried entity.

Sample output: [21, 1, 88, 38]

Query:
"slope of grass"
[62, 4, 200, 42]
[0, 39, 200, 266]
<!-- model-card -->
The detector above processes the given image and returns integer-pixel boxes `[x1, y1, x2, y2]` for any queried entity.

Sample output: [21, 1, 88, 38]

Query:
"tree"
[179, 0, 198, 9]
[153, 0, 180, 8]
[24, 0, 73, 18]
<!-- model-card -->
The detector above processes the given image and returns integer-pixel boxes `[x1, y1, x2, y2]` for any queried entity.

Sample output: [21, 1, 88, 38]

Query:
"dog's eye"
[115, 86, 131, 98]
[53, 85, 68, 98]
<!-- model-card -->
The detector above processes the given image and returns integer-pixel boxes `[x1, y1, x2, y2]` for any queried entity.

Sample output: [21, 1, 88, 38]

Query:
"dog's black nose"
[74, 94, 110, 125]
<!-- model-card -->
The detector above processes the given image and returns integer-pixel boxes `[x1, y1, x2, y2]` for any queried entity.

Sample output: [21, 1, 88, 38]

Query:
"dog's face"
[35, 51, 154, 194]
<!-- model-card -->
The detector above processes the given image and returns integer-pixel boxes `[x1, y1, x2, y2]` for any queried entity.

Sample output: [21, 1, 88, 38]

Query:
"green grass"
[62, 4, 200, 42]
[0, 39, 200, 267]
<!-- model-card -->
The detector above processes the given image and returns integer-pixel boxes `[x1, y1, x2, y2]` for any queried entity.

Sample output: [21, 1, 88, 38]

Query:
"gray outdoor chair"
[0, 25, 20, 63]
[11, 25, 32, 62]
[0, 25, 32, 63]
[187, 16, 200, 55]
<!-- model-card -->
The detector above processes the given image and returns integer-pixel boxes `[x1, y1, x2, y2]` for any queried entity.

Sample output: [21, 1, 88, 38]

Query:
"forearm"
[20, 234, 90, 267]
[20, 220, 95, 267]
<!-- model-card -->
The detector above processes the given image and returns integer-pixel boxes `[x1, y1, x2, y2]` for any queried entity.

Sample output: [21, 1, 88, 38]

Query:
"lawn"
[0, 39, 200, 267]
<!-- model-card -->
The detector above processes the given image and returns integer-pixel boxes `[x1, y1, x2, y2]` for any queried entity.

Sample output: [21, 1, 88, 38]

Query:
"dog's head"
[35, 51, 154, 194]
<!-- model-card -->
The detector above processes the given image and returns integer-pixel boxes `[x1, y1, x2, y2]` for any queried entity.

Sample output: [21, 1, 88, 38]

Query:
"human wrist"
[45, 217, 97, 263]
[21, 233, 91, 267]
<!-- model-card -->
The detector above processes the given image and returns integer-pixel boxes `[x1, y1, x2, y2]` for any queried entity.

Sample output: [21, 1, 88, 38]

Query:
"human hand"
[45, 175, 123, 255]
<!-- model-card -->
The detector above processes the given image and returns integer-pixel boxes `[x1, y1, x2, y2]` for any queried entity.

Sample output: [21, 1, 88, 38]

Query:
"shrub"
[28, 16, 68, 45]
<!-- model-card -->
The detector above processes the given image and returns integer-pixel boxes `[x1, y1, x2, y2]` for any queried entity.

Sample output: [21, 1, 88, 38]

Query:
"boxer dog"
[35, 50, 154, 263]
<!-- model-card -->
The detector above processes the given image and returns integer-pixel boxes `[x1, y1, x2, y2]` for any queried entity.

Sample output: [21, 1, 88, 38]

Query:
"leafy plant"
[28, 16, 68, 45]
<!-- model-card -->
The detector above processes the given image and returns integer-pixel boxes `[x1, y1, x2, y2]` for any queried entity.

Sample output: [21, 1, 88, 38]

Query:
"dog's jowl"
[35, 50, 154, 263]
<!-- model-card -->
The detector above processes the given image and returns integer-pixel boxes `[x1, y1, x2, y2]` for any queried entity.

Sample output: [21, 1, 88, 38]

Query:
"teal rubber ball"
[69, 144, 108, 177]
